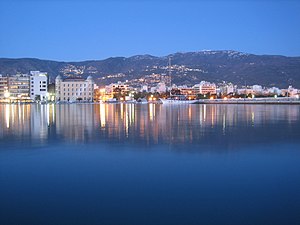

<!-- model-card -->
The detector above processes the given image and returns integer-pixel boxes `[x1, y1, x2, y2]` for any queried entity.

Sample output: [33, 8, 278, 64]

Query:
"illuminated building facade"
[105, 81, 130, 95]
[7, 74, 30, 101]
[199, 81, 217, 95]
[0, 75, 8, 99]
[178, 86, 198, 97]
[30, 71, 48, 101]
[55, 75, 95, 102]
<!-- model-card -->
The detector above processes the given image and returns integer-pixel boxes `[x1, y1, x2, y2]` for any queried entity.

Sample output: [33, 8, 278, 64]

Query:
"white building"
[252, 85, 263, 94]
[55, 75, 94, 102]
[199, 81, 217, 95]
[105, 81, 130, 95]
[156, 82, 167, 93]
[287, 86, 298, 97]
[30, 71, 48, 101]
[267, 87, 281, 95]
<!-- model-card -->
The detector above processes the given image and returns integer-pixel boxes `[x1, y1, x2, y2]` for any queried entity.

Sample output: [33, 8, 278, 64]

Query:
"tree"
[35, 95, 41, 102]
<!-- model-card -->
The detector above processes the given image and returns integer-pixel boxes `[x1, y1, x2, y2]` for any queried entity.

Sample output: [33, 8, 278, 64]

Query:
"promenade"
[197, 97, 300, 105]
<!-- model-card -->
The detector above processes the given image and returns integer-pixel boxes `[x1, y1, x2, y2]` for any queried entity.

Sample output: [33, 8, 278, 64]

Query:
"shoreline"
[196, 98, 300, 105]
[1, 98, 300, 105]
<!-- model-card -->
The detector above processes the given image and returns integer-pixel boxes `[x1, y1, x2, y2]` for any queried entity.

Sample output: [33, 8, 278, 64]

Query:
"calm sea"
[1, 104, 300, 225]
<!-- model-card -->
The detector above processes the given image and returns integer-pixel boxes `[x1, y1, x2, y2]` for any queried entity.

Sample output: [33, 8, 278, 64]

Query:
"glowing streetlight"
[4, 91, 10, 98]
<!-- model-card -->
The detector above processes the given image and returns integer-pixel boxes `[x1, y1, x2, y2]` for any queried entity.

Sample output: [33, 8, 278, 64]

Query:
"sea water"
[0, 104, 300, 225]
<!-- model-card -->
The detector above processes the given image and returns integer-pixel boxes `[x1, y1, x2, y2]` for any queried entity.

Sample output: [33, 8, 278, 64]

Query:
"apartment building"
[30, 71, 48, 101]
[199, 81, 217, 95]
[0, 75, 8, 99]
[7, 74, 30, 100]
[55, 75, 94, 102]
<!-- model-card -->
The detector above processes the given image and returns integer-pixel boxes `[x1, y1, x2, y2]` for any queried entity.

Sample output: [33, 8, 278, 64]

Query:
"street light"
[4, 91, 10, 98]
[4, 91, 10, 104]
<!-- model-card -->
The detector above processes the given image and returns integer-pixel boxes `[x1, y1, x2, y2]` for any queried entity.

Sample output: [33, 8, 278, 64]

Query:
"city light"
[4, 91, 10, 98]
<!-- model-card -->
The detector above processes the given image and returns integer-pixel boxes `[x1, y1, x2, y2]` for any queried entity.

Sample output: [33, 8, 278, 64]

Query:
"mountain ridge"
[1, 50, 300, 88]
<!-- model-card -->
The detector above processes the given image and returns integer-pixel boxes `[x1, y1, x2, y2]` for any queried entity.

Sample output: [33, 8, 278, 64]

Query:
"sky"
[0, 0, 299, 61]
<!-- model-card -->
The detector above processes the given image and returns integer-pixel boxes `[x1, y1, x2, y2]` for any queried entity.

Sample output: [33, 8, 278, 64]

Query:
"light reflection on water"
[0, 103, 300, 149]
[1, 103, 300, 225]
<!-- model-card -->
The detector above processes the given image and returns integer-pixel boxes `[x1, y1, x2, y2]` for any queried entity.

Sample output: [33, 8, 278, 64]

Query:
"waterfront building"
[0, 75, 8, 99]
[156, 82, 167, 94]
[267, 87, 281, 95]
[178, 86, 197, 97]
[30, 71, 48, 101]
[287, 86, 299, 97]
[199, 81, 217, 95]
[105, 81, 130, 97]
[237, 88, 254, 96]
[55, 75, 95, 102]
[7, 74, 31, 101]
[252, 85, 263, 94]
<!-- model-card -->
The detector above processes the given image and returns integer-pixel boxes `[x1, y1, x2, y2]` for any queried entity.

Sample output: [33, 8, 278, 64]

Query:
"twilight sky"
[0, 0, 299, 61]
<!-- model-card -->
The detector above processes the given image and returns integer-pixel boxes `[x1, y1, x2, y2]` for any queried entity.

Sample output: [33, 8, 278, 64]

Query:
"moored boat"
[160, 96, 198, 104]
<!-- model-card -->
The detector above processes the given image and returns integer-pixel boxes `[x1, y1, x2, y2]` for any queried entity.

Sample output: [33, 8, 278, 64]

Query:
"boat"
[105, 98, 118, 103]
[160, 95, 198, 104]
[159, 58, 197, 104]
[136, 98, 148, 104]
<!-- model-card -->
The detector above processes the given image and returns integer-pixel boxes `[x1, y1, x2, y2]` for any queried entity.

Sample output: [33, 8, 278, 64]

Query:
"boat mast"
[168, 57, 172, 89]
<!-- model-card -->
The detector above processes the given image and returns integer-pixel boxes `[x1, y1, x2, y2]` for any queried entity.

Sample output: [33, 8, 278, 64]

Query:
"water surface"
[1, 104, 300, 225]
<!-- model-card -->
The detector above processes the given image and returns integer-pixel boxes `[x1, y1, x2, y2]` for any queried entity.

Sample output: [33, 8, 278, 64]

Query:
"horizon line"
[0, 50, 299, 62]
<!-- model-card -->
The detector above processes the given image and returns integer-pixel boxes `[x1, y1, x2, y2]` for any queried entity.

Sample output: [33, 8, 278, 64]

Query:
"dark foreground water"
[1, 103, 300, 225]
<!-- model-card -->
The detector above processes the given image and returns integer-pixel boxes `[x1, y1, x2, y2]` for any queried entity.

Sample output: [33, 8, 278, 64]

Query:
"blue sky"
[0, 0, 299, 61]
